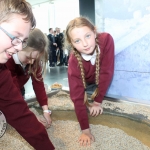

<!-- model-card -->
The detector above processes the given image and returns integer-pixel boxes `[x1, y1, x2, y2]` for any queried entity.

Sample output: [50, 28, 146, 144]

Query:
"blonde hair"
[0, 0, 36, 29]
[23, 28, 49, 80]
[65, 17, 100, 105]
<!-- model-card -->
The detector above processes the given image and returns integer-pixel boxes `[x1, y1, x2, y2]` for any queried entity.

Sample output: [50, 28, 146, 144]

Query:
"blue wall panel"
[95, 0, 150, 104]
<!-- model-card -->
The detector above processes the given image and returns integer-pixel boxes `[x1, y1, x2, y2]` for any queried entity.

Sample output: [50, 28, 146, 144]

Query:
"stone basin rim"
[26, 89, 150, 126]
[26, 89, 150, 107]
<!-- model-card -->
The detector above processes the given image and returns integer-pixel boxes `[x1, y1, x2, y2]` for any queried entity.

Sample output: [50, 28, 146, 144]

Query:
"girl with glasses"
[0, 0, 55, 149]
[65, 16, 114, 147]
[6, 28, 52, 129]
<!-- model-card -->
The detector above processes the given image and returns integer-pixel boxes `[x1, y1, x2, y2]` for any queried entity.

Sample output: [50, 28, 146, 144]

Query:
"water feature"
[30, 90, 150, 148]
[1, 90, 150, 150]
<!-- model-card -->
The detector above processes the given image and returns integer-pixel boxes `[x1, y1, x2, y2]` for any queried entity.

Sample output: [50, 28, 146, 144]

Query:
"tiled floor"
[24, 65, 68, 99]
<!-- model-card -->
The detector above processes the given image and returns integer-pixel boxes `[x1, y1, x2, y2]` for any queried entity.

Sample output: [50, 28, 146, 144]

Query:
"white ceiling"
[27, 0, 55, 5]
[27, 0, 69, 6]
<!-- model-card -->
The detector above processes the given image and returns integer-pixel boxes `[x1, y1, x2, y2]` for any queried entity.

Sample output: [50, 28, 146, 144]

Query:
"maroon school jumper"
[0, 64, 55, 150]
[68, 33, 114, 130]
[6, 57, 47, 107]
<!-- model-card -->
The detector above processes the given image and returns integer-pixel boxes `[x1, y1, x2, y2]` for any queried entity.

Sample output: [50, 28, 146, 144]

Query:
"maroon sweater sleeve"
[68, 55, 89, 130]
[0, 65, 54, 149]
[68, 33, 114, 130]
[31, 67, 48, 106]
[95, 33, 114, 103]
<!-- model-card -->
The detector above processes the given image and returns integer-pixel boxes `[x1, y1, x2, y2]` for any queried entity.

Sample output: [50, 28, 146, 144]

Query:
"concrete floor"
[24, 65, 68, 100]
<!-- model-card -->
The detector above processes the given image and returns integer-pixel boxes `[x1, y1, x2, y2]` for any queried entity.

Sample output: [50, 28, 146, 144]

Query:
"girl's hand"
[78, 129, 94, 146]
[42, 105, 52, 128]
[37, 116, 48, 128]
[43, 112, 52, 129]
[88, 101, 103, 117]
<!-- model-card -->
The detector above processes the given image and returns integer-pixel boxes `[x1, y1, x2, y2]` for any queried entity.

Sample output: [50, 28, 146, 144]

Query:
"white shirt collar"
[13, 53, 26, 69]
[81, 46, 100, 65]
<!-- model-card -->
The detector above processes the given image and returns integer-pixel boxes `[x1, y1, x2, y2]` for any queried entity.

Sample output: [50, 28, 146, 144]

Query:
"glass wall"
[95, 0, 150, 104]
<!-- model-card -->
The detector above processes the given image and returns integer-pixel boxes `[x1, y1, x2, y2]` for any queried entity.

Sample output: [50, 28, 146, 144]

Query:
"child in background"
[65, 16, 114, 146]
[0, 0, 55, 149]
[6, 28, 52, 129]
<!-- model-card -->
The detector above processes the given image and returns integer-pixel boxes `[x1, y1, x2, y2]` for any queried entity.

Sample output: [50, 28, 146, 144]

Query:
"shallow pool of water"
[34, 107, 150, 148]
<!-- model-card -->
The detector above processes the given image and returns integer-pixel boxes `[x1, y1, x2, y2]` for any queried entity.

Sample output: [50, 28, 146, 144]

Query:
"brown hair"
[0, 0, 36, 29]
[65, 16, 100, 105]
[23, 28, 49, 80]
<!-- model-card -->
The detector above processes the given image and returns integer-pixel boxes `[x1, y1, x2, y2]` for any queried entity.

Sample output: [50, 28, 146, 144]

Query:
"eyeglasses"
[0, 26, 28, 48]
